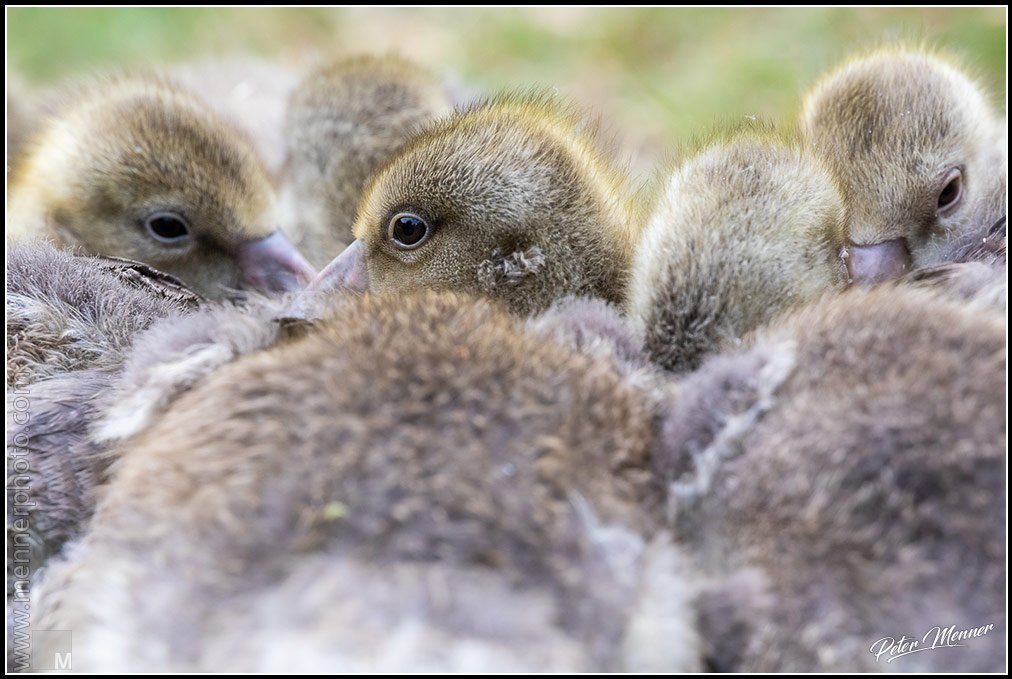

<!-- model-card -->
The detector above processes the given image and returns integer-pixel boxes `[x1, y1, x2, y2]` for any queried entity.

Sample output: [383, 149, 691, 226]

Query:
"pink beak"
[237, 231, 316, 294]
[309, 239, 369, 293]
[842, 237, 912, 285]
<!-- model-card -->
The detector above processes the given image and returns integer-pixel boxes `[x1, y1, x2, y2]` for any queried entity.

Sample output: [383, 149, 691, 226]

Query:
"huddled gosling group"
[6, 45, 1006, 672]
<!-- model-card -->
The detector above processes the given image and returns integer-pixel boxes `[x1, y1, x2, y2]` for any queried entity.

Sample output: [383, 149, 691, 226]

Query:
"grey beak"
[309, 239, 369, 293]
[843, 237, 912, 285]
[237, 230, 316, 294]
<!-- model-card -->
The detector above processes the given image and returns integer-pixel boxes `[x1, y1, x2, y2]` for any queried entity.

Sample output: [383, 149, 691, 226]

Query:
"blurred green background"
[7, 7, 1007, 168]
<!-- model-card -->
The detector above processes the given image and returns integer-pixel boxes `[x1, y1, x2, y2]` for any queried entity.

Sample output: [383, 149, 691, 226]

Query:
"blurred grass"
[7, 7, 1006, 168]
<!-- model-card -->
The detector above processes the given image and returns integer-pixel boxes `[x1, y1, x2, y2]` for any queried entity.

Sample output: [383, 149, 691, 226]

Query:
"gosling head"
[7, 74, 314, 299]
[312, 94, 639, 316]
[801, 48, 1005, 283]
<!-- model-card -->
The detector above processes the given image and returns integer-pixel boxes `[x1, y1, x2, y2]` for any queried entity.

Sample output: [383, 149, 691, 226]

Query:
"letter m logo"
[31, 630, 72, 670]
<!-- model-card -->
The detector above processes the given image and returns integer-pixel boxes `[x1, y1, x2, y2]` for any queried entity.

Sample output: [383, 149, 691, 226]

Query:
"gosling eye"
[144, 211, 192, 244]
[937, 168, 963, 215]
[388, 212, 431, 249]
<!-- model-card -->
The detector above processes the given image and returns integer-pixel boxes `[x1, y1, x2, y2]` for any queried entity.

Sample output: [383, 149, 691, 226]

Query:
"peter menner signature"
[870, 623, 996, 663]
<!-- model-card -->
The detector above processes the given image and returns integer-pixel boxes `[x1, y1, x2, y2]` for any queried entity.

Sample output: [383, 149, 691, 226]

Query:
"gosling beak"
[238, 230, 316, 294]
[309, 239, 369, 293]
[842, 237, 912, 285]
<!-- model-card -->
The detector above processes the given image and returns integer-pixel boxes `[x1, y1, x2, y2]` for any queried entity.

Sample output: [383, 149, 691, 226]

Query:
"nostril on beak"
[309, 239, 369, 293]
[844, 237, 912, 285]
[237, 230, 317, 294]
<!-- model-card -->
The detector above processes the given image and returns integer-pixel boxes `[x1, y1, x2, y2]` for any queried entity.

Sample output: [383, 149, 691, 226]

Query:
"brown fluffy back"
[30, 292, 705, 671]
[657, 285, 1005, 671]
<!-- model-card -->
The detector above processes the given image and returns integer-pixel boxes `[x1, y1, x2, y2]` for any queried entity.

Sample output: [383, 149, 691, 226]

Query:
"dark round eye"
[937, 168, 963, 214]
[388, 212, 430, 249]
[144, 212, 192, 243]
